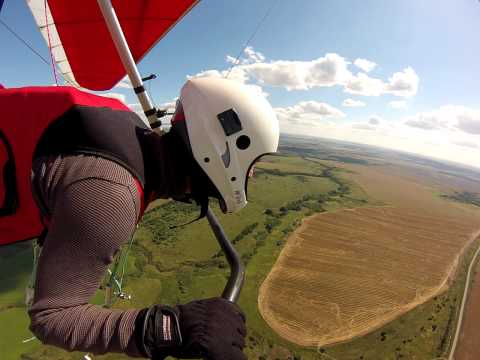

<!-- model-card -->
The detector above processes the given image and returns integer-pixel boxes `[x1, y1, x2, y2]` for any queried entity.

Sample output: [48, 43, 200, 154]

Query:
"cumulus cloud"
[351, 116, 382, 131]
[451, 138, 479, 149]
[190, 47, 419, 99]
[369, 116, 382, 125]
[244, 53, 417, 97]
[242, 53, 352, 91]
[99, 92, 126, 103]
[405, 105, 480, 134]
[275, 101, 345, 126]
[457, 113, 480, 134]
[354, 58, 377, 73]
[344, 73, 385, 97]
[389, 100, 407, 109]
[405, 114, 445, 130]
[342, 98, 366, 107]
[384, 67, 419, 98]
[344, 68, 419, 98]
[188, 67, 268, 98]
[226, 46, 266, 65]
[189, 68, 249, 84]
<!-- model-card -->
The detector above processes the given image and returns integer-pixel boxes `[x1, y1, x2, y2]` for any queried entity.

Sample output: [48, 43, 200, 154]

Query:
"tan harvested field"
[259, 161, 480, 347]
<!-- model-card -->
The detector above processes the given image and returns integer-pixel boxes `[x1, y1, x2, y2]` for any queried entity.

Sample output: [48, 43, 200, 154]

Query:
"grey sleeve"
[28, 156, 144, 357]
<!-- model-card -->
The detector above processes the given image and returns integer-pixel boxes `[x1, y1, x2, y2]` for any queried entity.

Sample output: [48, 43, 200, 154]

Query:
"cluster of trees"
[140, 201, 197, 244]
[442, 191, 480, 207]
[232, 223, 258, 244]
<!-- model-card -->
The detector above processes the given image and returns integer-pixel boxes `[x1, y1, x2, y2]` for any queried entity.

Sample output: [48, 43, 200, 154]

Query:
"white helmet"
[170, 77, 279, 213]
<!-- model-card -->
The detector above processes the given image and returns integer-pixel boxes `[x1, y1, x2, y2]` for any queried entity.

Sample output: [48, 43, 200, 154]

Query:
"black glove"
[135, 297, 247, 360]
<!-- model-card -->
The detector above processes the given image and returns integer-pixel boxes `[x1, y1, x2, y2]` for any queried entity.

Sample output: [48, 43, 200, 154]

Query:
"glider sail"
[26, 0, 199, 90]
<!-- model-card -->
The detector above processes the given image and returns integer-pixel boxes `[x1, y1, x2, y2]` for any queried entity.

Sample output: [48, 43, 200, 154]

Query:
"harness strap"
[26, 239, 42, 309]
[104, 178, 147, 308]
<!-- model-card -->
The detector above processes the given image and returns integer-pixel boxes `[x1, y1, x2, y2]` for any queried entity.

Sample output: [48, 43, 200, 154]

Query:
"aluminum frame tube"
[96, 0, 157, 126]
[206, 207, 245, 303]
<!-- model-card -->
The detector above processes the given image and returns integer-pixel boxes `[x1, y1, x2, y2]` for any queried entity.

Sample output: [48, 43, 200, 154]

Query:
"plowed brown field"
[258, 207, 479, 346]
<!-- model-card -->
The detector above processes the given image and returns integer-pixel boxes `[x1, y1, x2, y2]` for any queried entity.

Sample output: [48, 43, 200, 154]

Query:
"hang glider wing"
[26, 0, 199, 90]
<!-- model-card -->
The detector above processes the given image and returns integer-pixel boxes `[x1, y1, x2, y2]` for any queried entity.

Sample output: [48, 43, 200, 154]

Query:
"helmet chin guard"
[173, 77, 279, 213]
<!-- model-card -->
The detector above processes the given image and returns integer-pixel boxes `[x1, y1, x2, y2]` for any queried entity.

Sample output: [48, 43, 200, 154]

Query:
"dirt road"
[453, 247, 480, 360]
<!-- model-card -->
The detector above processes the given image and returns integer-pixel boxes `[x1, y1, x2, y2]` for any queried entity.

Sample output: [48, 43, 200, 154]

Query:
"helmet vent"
[217, 109, 243, 136]
[236, 135, 251, 150]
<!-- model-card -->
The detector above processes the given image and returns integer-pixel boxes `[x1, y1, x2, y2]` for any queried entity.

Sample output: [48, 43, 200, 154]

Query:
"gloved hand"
[135, 297, 247, 360]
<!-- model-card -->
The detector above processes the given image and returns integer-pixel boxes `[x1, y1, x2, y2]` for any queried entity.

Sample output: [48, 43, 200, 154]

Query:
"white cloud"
[342, 98, 367, 107]
[281, 103, 480, 169]
[385, 67, 419, 98]
[344, 72, 385, 97]
[189, 48, 419, 99]
[244, 46, 266, 63]
[354, 58, 377, 73]
[244, 52, 417, 98]
[344, 68, 419, 98]
[457, 112, 480, 134]
[405, 114, 445, 130]
[389, 100, 408, 109]
[159, 100, 177, 112]
[369, 116, 382, 125]
[188, 67, 268, 98]
[405, 105, 480, 134]
[99, 92, 126, 103]
[189, 68, 248, 83]
[352, 123, 376, 131]
[246, 53, 352, 91]
[115, 76, 133, 89]
[226, 46, 266, 65]
[128, 103, 142, 111]
[451, 138, 479, 149]
[275, 101, 345, 126]
[351, 116, 382, 131]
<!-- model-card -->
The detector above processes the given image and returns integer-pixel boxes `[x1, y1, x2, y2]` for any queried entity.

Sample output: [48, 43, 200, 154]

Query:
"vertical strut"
[96, 0, 157, 127]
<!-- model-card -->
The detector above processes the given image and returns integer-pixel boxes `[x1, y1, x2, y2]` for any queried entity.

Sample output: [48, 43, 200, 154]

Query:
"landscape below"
[1, 134, 480, 360]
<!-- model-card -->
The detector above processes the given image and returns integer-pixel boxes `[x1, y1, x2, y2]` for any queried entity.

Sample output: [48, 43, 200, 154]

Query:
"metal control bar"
[206, 207, 245, 303]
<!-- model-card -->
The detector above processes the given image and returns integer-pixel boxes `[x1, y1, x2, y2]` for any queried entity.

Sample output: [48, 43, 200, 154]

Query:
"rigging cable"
[44, 0, 58, 85]
[225, 0, 279, 79]
[0, 18, 75, 86]
[0, 19, 50, 66]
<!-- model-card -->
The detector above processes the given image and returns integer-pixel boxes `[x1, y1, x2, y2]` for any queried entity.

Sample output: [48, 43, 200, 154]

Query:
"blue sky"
[1, 1, 480, 168]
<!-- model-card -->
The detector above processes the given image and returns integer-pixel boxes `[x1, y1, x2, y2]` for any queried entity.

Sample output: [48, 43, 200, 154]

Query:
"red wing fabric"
[46, 0, 199, 90]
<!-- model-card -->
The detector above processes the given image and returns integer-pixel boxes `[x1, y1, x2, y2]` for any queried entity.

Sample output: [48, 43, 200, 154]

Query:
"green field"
[1, 154, 364, 359]
[1, 152, 476, 360]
